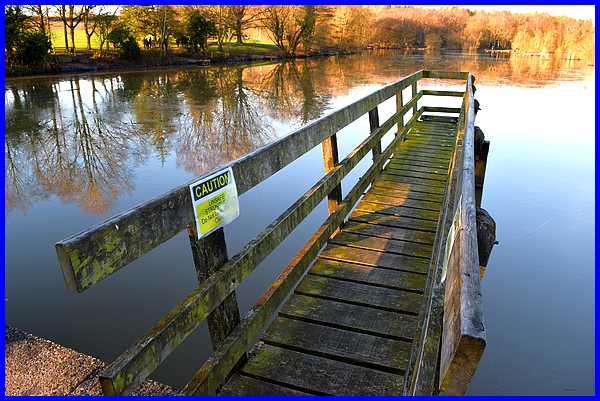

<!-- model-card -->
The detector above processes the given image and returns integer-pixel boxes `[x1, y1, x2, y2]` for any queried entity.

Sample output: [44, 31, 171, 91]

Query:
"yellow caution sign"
[189, 167, 240, 239]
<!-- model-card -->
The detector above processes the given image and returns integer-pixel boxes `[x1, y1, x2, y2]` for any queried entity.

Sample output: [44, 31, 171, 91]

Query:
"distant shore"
[5, 46, 359, 79]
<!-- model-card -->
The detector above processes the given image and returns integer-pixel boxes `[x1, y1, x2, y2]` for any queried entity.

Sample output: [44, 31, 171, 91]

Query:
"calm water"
[5, 51, 594, 395]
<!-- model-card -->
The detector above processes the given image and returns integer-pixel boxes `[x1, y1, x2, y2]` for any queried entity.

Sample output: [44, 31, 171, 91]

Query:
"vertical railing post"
[368, 107, 381, 161]
[411, 81, 418, 115]
[188, 227, 243, 349]
[321, 133, 342, 215]
[396, 89, 404, 138]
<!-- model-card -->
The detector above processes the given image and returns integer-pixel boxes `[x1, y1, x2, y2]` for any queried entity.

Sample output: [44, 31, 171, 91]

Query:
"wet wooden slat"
[370, 183, 446, 202]
[263, 317, 412, 372]
[342, 221, 436, 245]
[220, 374, 310, 395]
[240, 343, 405, 395]
[360, 192, 443, 212]
[295, 275, 423, 315]
[280, 294, 418, 341]
[310, 258, 428, 292]
[329, 232, 433, 260]
[355, 200, 440, 221]
[384, 168, 448, 182]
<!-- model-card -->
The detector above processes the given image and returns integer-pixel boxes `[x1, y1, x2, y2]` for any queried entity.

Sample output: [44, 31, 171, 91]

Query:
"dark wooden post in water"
[321, 134, 342, 215]
[474, 126, 490, 208]
[412, 81, 418, 114]
[187, 227, 242, 347]
[396, 90, 404, 137]
[368, 107, 381, 162]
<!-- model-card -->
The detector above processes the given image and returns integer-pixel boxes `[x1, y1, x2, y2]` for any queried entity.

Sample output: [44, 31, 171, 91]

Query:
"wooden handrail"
[55, 70, 424, 293]
[406, 72, 486, 395]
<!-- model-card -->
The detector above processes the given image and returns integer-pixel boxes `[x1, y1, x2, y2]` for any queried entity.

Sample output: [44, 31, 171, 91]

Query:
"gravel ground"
[5, 326, 176, 396]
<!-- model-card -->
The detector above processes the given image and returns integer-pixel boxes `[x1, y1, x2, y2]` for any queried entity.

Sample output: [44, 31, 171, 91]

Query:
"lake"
[5, 50, 594, 395]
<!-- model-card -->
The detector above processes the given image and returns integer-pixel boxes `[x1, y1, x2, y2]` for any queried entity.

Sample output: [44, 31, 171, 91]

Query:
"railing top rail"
[55, 69, 467, 293]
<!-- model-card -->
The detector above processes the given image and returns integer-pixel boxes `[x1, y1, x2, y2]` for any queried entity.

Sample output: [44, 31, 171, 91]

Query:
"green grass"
[49, 28, 279, 56]
[50, 28, 103, 50]
[206, 41, 280, 56]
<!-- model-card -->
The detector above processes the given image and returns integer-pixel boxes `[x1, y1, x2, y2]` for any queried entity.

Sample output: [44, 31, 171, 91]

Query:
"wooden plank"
[380, 173, 448, 188]
[263, 317, 412, 373]
[369, 185, 445, 203]
[362, 192, 443, 211]
[310, 258, 428, 292]
[422, 89, 464, 97]
[280, 294, 418, 341]
[393, 148, 452, 161]
[355, 200, 440, 221]
[319, 244, 430, 275]
[423, 106, 461, 114]
[295, 275, 423, 315]
[240, 342, 405, 395]
[349, 209, 438, 233]
[220, 374, 310, 395]
[342, 221, 436, 245]
[384, 168, 448, 182]
[386, 163, 448, 175]
[387, 159, 449, 171]
[392, 154, 451, 166]
[330, 232, 433, 260]
[422, 70, 468, 80]
[374, 178, 446, 195]
[55, 70, 425, 293]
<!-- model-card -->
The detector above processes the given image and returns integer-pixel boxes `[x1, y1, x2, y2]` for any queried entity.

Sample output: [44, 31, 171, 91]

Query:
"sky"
[417, 5, 595, 22]
[91, 4, 595, 23]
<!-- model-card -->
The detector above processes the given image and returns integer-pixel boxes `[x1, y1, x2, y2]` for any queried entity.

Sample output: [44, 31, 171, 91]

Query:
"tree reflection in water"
[4, 52, 592, 215]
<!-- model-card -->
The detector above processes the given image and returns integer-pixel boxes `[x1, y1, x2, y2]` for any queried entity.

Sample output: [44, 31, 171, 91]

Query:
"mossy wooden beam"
[55, 70, 425, 293]
[97, 104, 406, 396]
[438, 74, 486, 395]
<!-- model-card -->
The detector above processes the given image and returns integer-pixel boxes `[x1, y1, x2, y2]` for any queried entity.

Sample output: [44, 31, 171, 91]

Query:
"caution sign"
[189, 167, 240, 239]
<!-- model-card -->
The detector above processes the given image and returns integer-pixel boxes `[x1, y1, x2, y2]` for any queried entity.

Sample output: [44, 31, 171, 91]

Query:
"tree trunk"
[70, 27, 76, 55]
[63, 21, 69, 52]
[236, 21, 243, 44]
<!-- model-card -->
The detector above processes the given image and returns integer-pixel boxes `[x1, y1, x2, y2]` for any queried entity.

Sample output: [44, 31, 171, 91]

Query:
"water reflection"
[4, 52, 592, 215]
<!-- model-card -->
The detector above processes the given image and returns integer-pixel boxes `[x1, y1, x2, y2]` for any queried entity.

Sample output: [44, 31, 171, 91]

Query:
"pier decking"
[220, 119, 456, 395]
[54, 70, 490, 396]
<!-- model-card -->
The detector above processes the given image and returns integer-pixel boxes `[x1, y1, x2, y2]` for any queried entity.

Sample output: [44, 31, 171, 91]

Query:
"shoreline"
[5, 326, 176, 396]
[5, 48, 358, 80]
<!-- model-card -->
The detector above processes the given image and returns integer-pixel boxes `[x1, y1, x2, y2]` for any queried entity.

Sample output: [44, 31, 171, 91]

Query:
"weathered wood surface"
[54, 70, 490, 396]
[98, 95, 408, 396]
[438, 73, 486, 396]
[220, 116, 459, 395]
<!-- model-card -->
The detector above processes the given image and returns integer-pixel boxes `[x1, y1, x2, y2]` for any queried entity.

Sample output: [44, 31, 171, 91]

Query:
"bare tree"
[55, 5, 85, 54]
[229, 6, 264, 44]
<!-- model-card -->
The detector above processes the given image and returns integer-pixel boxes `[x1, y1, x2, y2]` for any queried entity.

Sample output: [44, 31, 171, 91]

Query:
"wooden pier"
[55, 70, 493, 396]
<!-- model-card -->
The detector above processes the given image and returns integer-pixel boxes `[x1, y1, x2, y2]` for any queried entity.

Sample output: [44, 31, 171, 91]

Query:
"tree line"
[5, 5, 595, 69]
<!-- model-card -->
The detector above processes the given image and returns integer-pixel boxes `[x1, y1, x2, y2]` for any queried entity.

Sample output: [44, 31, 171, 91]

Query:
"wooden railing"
[55, 70, 473, 395]
[407, 73, 486, 395]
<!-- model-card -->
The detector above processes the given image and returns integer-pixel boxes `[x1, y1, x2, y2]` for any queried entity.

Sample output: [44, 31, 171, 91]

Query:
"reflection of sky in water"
[4, 52, 595, 394]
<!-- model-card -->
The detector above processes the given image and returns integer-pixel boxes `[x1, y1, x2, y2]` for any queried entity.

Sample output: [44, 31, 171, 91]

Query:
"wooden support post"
[396, 90, 404, 138]
[474, 127, 490, 208]
[412, 81, 418, 115]
[188, 227, 242, 347]
[321, 134, 342, 215]
[368, 107, 381, 162]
